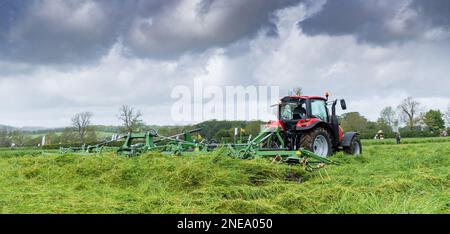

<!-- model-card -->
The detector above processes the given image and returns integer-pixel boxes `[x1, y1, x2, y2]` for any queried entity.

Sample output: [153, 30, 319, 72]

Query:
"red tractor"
[270, 93, 361, 157]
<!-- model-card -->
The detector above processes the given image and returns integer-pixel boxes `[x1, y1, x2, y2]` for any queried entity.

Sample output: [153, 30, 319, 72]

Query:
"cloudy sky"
[0, 0, 449, 127]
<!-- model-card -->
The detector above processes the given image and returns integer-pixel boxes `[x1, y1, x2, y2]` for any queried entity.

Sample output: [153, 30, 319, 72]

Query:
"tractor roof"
[282, 96, 327, 101]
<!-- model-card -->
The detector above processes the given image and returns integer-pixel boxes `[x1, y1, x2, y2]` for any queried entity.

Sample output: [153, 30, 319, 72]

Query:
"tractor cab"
[278, 97, 309, 130]
[278, 96, 332, 131]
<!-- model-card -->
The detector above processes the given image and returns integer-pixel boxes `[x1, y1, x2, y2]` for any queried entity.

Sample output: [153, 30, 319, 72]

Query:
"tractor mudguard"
[295, 118, 322, 131]
[342, 132, 359, 147]
[295, 124, 316, 131]
[295, 121, 334, 135]
[295, 124, 317, 131]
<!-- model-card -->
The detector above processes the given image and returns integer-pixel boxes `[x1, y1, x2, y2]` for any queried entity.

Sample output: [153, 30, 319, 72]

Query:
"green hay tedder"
[59, 93, 360, 171]
[60, 125, 335, 171]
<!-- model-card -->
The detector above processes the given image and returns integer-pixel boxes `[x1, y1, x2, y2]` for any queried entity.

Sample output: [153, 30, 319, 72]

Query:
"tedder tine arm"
[299, 148, 337, 164]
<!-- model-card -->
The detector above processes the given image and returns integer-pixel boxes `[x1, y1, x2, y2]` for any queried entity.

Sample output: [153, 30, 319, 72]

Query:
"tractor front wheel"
[344, 136, 362, 155]
[299, 127, 332, 157]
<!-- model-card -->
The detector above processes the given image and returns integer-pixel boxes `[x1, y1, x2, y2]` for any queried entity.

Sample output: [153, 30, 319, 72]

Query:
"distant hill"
[0, 124, 16, 132]
[0, 124, 63, 133]
[19, 126, 47, 131]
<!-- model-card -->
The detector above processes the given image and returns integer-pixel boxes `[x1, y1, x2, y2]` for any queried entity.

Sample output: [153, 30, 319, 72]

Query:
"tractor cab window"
[280, 102, 307, 120]
[311, 99, 328, 122]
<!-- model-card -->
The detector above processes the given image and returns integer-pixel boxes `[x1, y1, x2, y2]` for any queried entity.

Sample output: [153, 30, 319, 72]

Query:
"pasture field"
[26, 131, 116, 139]
[362, 137, 450, 145]
[0, 140, 448, 214]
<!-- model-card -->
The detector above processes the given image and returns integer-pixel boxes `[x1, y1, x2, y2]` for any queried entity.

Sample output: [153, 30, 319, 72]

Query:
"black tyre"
[208, 139, 219, 144]
[149, 128, 158, 137]
[299, 127, 332, 157]
[344, 136, 362, 155]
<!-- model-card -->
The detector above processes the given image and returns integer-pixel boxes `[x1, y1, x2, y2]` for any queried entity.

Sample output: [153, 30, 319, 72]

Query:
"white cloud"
[0, 1, 449, 128]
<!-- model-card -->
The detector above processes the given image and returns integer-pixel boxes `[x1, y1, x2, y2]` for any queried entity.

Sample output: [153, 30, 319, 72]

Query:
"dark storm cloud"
[409, 0, 450, 27]
[118, 0, 304, 58]
[0, 0, 107, 64]
[0, 0, 303, 64]
[299, 0, 450, 45]
[0, 0, 179, 64]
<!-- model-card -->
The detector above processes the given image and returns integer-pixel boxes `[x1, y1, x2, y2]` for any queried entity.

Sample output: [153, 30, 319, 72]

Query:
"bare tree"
[118, 105, 144, 133]
[289, 87, 303, 96]
[379, 106, 398, 130]
[397, 97, 422, 130]
[71, 112, 93, 143]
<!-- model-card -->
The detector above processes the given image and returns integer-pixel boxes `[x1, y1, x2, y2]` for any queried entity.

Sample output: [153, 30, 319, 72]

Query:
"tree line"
[341, 97, 449, 139]
[1, 97, 449, 147]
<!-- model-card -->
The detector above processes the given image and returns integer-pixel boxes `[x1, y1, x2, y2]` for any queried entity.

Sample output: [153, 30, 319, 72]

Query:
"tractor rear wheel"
[299, 127, 332, 157]
[344, 136, 362, 155]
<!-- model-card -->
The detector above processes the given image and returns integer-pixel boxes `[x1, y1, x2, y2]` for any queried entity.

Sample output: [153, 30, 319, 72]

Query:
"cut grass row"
[0, 141, 448, 214]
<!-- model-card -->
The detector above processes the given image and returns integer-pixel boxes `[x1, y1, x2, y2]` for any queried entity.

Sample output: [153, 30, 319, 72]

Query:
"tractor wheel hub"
[313, 135, 329, 157]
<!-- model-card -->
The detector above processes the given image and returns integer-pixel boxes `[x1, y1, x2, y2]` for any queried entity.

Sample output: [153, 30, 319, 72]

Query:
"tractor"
[268, 93, 361, 157]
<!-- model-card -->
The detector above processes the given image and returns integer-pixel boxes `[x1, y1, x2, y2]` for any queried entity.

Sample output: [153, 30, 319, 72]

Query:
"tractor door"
[310, 99, 329, 122]
[279, 100, 307, 130]
[329, 100, 341, 147]
[311, 99, 339, 147]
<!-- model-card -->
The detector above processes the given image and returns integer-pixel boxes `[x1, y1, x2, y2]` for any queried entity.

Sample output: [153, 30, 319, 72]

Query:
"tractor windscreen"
[280, 100, 307, 121]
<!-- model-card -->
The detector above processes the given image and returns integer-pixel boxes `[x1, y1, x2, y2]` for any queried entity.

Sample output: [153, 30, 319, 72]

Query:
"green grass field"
[27, 131, 116, 139]
[0, 140, 449, 214]
[363, 137, 450, 145]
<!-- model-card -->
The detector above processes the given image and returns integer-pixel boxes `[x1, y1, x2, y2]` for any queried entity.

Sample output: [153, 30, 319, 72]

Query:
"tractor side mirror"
[340, 99, 347, 110]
